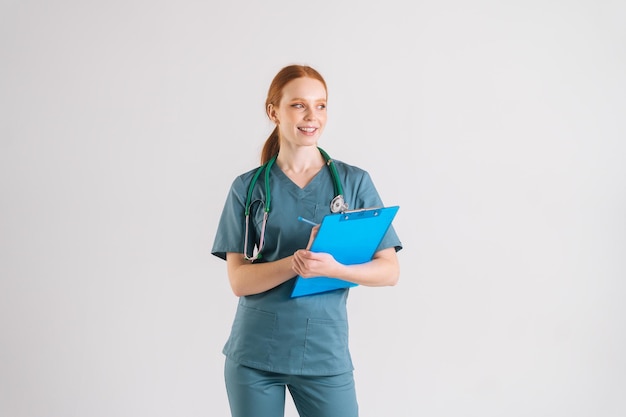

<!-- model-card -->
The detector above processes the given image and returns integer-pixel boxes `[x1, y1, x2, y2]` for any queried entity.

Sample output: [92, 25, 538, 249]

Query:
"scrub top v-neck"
[212, 159, 402, 376]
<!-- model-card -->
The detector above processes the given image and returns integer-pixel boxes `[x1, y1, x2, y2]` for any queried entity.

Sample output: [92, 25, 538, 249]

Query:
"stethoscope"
[243, 147, 347, 261]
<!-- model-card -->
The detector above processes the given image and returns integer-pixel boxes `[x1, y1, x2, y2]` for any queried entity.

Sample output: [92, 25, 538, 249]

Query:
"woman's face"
[270, 77, 328, 149]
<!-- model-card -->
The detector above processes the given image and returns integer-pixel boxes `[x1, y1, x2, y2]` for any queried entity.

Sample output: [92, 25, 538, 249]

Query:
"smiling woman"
[261, 65, 329, 165]
[268, 77, 329, 187]
[211, 64, 402, 417]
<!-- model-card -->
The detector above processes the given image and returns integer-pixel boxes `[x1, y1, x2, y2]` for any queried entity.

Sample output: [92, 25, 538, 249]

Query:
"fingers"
[292, 250, 335, 278]
[292, 250, 304, 276]
[292, 250, 315, 277]
[306, 225, 320, 250]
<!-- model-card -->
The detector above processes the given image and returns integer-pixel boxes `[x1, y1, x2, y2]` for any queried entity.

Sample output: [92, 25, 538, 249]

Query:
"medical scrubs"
[212, 159, 402, 416]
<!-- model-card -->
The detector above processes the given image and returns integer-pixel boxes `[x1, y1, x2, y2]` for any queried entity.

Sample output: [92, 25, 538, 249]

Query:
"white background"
[1, 1, 625, 416]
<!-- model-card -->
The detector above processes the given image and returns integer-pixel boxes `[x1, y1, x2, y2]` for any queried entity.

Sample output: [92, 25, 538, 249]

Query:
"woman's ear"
[267, 104, 279, 124]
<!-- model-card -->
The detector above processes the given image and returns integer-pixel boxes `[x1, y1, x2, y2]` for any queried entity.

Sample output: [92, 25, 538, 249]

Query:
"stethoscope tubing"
[242, 147, 345, 261]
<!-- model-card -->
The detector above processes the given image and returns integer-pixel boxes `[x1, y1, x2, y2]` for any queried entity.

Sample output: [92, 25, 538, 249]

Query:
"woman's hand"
[292, 249, 339, 278]
[305, 224, 320, 250]
[293, 246, 400, 287]
[293, 224, 400, 287]
[293, 224, 338, 278]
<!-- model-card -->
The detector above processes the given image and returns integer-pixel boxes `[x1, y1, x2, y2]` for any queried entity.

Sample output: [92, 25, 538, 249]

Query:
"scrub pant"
[224, 358, 359, 417]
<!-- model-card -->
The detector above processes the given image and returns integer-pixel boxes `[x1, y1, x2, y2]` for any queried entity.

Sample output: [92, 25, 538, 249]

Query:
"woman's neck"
[275, 145, 325, 174]
[275, 145, 325, 188]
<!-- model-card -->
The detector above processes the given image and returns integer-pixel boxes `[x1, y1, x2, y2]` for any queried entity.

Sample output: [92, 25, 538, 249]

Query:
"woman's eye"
[291, 103, 304, 109]
[317, 104, 326, 110]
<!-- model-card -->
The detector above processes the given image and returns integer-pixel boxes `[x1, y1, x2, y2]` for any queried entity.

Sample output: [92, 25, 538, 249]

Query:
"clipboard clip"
[339, 207, 383, 221]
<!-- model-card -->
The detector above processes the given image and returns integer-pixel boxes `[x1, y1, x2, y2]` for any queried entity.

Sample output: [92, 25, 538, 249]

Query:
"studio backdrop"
[1, 1, 625, 416]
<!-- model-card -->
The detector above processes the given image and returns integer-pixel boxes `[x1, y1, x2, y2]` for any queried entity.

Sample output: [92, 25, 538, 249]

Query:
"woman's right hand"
[306, 225, 320, 250]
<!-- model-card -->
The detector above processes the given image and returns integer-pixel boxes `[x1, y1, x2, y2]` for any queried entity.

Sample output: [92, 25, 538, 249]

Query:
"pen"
[297, 216, 318, 227]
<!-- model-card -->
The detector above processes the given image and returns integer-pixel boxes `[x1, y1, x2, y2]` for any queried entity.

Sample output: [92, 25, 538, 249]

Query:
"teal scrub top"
[212, 159, 402, 376]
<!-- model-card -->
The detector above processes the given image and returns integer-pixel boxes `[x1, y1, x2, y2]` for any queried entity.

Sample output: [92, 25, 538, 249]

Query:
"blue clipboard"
[291, 205, 400, 298]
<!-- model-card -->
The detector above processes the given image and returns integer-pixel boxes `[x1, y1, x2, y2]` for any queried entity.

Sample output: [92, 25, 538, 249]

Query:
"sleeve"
[354, 171, 403, 253]
[211, 176, 248, 261]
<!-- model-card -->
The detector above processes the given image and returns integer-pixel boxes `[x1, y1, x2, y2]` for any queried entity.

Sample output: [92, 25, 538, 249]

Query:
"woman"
[212, 64, 402, 417]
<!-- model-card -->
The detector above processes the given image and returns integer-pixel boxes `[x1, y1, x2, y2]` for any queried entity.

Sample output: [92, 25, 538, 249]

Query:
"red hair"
[261, 65, 328, 164]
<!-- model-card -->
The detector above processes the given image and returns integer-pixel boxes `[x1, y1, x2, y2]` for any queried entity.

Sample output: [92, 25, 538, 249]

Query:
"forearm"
[293, 247, 400, 287]
[334, 252, 400, 287]
[226, 253, 296, 297]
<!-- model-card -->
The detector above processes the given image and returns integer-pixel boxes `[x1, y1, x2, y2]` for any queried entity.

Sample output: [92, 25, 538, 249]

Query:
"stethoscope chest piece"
[330, 195, 348, 213]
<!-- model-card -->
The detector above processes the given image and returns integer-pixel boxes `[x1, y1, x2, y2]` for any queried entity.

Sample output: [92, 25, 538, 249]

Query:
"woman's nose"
[303, 108, 317, 121]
